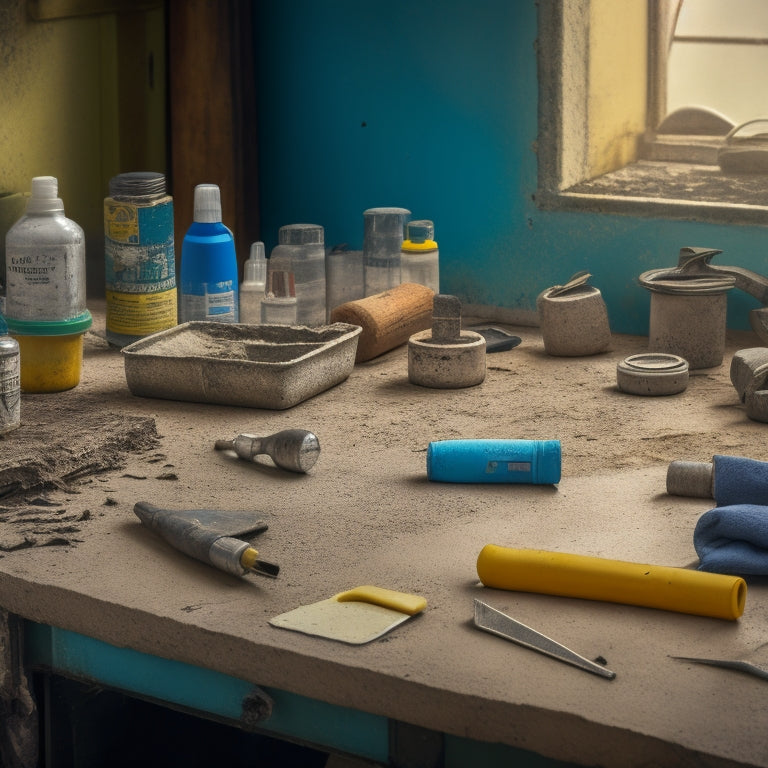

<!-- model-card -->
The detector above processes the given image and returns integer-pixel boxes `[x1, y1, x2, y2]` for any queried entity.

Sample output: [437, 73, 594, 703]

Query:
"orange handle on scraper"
[476, 544, 746, 621]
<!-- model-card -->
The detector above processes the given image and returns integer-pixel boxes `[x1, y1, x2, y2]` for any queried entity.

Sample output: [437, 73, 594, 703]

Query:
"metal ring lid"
[638, 267, 735, 295]
[620, 353, 689, 373]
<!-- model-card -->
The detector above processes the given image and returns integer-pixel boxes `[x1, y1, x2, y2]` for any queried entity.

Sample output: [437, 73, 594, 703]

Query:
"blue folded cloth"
[694, 504, 768, 576]
[713, 454, 768, 506]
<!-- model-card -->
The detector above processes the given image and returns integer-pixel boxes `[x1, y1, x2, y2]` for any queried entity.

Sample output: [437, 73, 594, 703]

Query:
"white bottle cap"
[26, 176, 64, 214]
[193, 183, 222, 223]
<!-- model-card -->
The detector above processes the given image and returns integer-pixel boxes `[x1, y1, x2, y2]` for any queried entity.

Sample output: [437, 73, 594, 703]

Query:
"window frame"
[536, 0, 768, 226]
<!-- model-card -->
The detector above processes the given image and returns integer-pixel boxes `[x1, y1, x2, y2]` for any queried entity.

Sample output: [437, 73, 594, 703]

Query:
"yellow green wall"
[587, 0, 648, 176]
[0, 1, 165, 295]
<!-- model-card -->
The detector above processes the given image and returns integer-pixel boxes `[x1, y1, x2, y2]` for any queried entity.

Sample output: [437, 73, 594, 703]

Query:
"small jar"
[363, 207, 410, 297]
[268, 224, 325, 325]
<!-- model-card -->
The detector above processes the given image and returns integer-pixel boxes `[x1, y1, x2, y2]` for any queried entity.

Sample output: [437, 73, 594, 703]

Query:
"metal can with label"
[105, 172, 177, 348]
[0, 335, 21, 434]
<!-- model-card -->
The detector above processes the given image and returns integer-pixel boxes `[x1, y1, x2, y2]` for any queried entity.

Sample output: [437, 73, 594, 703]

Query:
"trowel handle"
[219, 429, 321, 473]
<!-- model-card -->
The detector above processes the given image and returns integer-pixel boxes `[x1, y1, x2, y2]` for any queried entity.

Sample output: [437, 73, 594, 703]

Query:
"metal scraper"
[269, 586, 427, 644]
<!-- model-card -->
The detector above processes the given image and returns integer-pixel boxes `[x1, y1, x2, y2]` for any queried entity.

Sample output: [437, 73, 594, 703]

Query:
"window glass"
[667, 0, 768, 124]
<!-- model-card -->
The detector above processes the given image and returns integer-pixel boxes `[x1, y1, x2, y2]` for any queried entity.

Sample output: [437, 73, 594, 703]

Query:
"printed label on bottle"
[104, 199, 176, 295]
[180, 284, 237, 322]
[106, 288, 178, 336]
[6, 244, 83, 319]
[0, 350, 21, 433]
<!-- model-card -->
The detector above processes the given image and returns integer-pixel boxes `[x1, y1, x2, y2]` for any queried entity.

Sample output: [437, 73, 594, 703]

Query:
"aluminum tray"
[122, 321, 362, 410]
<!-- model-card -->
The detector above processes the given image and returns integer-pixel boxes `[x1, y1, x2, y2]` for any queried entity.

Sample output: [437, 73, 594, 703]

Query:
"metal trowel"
[269, 586, 427, 644]
[133, 501, 279, 578]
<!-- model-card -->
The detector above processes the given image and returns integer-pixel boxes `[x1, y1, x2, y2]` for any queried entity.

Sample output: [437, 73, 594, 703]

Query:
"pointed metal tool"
[672, 642, 768, 682]
[473, 599, 616, 680]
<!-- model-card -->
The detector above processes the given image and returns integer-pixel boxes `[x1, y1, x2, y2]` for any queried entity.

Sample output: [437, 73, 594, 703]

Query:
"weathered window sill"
[538, 161, 768, 226]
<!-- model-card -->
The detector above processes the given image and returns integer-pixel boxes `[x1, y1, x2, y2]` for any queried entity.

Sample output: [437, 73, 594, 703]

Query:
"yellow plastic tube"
[476, 544, 746, 621]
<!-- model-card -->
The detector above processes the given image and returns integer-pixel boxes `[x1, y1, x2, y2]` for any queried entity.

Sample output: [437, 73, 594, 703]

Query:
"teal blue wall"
[254, 0, 765, 334]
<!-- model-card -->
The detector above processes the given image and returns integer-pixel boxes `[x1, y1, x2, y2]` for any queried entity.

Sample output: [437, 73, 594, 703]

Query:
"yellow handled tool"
[477, 544, 746, 621]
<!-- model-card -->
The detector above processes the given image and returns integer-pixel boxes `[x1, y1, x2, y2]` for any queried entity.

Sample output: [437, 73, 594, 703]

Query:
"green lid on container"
[5, 310, 92, 336]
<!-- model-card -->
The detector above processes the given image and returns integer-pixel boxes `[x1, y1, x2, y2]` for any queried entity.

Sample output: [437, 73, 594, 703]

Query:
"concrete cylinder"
[647, 292, 727, 369]
[408, 330, 486, 388]
[536, 285, 611, 356]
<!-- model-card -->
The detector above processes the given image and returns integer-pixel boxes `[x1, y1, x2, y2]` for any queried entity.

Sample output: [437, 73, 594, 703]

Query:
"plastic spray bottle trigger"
[180, 184, 239, 323]
[240, 241, 267, 323]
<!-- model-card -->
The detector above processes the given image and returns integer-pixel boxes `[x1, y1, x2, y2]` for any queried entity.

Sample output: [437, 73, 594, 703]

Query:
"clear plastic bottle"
[104, 171, 177, 348]
[261, 270, 297, 325]
[268, 224, 325, 325]
[326, 245, 364, 314]
[5, 176, 92, 392]
[362, 207, 410, 297]
[180, 184, 239, 323]
[239, 241, 267, 324]
[400, 220, 439, 293]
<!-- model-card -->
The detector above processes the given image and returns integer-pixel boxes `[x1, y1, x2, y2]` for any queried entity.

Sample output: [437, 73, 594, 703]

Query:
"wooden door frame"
[167, 0, 259, 268]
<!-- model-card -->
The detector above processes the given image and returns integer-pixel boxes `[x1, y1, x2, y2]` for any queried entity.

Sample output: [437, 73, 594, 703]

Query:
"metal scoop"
[473, 599, 616, 680]
[547, 271, 592, 297]
[215, 429, 320, 473]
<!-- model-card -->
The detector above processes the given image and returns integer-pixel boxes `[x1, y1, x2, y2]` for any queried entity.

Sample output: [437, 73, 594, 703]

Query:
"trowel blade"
[134, 503, 269, 538]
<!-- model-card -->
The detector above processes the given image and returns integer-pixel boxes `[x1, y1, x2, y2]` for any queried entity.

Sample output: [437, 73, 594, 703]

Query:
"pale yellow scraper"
[269, 585, 427, 644]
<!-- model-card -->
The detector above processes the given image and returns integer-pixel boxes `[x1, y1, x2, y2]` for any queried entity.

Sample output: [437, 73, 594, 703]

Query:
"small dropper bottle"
[239, 241, 267, 323]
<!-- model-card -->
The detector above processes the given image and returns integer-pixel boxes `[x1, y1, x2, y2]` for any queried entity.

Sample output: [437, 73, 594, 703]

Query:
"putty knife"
[269, 585, 427, 644]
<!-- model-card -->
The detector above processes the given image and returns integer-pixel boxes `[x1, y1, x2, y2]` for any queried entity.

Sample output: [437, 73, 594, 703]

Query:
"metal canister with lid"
[104, 172, 177, 348]
[0, 333, 20, 434]
[639, 247, 735, 369]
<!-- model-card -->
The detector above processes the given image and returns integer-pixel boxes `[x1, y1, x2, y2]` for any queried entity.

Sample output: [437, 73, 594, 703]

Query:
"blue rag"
[713, 454, 768, 506]
[694, 504, 768, 576]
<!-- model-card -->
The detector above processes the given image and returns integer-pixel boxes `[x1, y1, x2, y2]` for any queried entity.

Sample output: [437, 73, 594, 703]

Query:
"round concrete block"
[616, 353, 689, 396]
[408, 330, 486, 389]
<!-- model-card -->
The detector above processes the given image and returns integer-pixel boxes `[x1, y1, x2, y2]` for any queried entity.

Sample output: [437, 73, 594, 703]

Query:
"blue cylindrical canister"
[180, 184, 238, 323]
[426, 439, 561, 484]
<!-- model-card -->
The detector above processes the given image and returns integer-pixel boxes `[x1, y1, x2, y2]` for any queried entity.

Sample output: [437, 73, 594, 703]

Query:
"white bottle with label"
[5, 176, 89, 322]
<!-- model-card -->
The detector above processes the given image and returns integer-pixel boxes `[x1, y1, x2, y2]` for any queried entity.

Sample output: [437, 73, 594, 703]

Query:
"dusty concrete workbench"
[1, 304, 767, 767]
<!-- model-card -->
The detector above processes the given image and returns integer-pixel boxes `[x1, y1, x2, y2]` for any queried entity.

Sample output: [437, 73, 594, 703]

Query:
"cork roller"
[330, 283, 435, 362]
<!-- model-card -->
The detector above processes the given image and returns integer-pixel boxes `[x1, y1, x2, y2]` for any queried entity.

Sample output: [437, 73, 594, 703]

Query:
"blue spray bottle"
[180, 184, 239, 322]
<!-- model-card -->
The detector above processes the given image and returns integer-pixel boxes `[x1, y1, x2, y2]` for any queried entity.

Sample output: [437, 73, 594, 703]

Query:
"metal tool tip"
[252, 560, 280, 578]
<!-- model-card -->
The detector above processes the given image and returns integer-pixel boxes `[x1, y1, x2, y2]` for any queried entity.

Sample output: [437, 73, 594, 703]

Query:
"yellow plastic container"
[477, 544, 747, 621]
[7, 312, 92, 393]
[14, 333, 84, 393]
